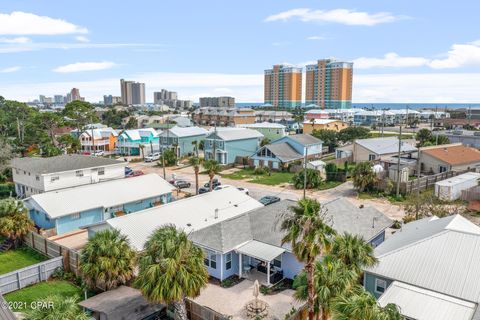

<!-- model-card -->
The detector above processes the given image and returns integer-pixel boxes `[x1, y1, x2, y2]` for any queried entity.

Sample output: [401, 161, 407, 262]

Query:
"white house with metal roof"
[25, 173, 175, 236]
[11, 155, 127, 198]
[351, 137, 417, 162]
[364, 214, 480, 320]
[158, 126, 208, 157]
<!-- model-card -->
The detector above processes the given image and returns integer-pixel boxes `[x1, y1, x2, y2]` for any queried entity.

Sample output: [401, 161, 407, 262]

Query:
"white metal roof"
[378, 281, 476, 320]
[207, 128, 264, 141]
[435, 172, 480, 187]
[236, 240, 285, 262]
[305, 109, 329, 114]
[367, 215, 480, 303]
[238, 122, 286, 129]
[356, 137, 417, 155]
[28, 174, 174, 219]
[163, 126, 208, 138]
[107, 188, 264, 251]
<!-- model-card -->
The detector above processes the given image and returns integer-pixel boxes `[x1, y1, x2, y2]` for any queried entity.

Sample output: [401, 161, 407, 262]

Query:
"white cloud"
[75, 36, 90, 43]
[0, 37, 30, 44]
[429, 43, 480, 69]
[354, 53, 429, 69]
[306, 36, 325, 40]
[0, 66, 21, 73]
[265, 8, 403, 26]
[0, 42, 163, 53]
[0, 11, 88, 35]
[53, 61, 117, 73]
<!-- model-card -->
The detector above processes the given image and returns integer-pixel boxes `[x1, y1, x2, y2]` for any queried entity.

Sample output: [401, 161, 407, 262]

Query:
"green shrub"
[292, 169, 322, 189]
[0, 183, 15, 199]
[325, 163, 338, 182]
[254, 166, 270, 175]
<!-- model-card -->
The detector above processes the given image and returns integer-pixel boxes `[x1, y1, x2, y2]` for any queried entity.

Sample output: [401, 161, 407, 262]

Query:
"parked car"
[126, 170, 144, 178]
[92, 150, 104, 156]
[125, 167, 133, 176]
[259, 195, 281, 206]
[214, 185, 231, 191]
[144, 152, 161, 162]
[237, 187, 249, 195]
[173, 180, 191, 189]
[204, 180, 221, 189]
[198, 187, 210, 194]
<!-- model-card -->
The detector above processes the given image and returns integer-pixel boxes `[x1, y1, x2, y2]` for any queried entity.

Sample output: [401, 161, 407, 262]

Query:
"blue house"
[159, 126, 208, 157]
[251, 134, 323, 170]
[102, 190, 391, 287]
[204, 128, 263, 165]
[25, 174, 175, 235]
[116, 128, 160, 156]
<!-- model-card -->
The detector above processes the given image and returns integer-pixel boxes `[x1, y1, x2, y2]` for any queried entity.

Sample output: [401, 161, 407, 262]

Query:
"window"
[71, 213, 81, 220]
[35, 175, 40, 181]
[439, 165, 447, 173]
[368, 154, 376, 161]
[225, 253, 232, 270]
[375, 278, 387, 294]
[50, 176, 59, 182]
[75, 170, 84, 177]
[272, 258, 282, 269]
[204, 250, 217, 269]
[98, 167, 105, 175]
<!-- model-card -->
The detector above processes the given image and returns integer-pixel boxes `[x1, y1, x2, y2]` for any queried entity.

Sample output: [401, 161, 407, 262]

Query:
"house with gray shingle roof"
[250, 134, 323, 170]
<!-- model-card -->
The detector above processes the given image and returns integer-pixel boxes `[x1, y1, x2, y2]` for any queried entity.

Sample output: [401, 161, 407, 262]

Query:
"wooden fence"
[461, 185, 480, 201]
[24, 231, 81, 275]
[0, 256, 63, 294]
[403, 169, 475, 194]
[185, 299, 230, 320]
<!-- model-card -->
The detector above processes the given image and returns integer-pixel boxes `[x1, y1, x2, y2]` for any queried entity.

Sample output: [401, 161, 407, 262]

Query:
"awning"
[236, 240, 285, 262]
[378, 281, 476, 320]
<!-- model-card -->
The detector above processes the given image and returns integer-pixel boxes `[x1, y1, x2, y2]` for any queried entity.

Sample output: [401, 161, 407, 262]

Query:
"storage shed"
[434, 172, 480, 201]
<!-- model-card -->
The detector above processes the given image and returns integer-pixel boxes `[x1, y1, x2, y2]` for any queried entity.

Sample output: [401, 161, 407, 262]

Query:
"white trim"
[375, 278, 387, 295]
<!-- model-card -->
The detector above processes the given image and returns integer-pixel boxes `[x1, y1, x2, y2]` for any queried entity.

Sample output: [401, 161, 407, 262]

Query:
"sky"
[0, 0, 480, 103]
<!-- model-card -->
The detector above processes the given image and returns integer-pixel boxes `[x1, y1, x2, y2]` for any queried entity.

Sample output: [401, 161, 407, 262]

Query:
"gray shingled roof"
[11, 155, 124, 174]
[263, 143, 303, 162]
[190, 198, 392, 253]
[287, 134, 322, 146]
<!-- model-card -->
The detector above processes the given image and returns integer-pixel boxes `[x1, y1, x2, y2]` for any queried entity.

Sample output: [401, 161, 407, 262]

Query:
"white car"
[92, 151, 104, 156]
[144, 152, 161, 162]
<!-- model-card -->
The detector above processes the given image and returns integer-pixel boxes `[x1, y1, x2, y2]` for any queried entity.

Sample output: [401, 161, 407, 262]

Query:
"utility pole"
[303, 145, 308, 199]
[160, 132, 166, 179]
[91, 117, 95, 155]
[416, 148, 421, 219]
[395, 124, 402, 197]
[381, 109, 385, 137]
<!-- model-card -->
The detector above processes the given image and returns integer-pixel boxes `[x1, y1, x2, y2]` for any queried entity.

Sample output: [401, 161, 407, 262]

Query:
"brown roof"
[422, 145, 480, 165]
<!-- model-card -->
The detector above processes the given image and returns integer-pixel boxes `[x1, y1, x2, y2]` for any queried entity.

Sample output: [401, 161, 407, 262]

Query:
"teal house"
[116, 128, 160, 156]
[204, 128, 263, 165]
[159, 126, 208, 157]
[25, 174, 174, 236]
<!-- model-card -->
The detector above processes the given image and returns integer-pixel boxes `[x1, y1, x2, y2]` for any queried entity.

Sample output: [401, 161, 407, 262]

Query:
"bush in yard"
[254, 166, 270, 175]
[325, 163, 338, 182]
[24, 295, 89, 320]
[0, 198, 33, 248]
[159, 149, 177, 166]
[293, 169, 322, 189]
[352, 162, 377, 192]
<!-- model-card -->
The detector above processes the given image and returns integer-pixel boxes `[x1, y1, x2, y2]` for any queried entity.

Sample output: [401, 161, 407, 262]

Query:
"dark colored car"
[173, 180, 191, 189]
[198, 187, 210, 194]
[259, 195, 281, 206]
[204, 181, 221, 189]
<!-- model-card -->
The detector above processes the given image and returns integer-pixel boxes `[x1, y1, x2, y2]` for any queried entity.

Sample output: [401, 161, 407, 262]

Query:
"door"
[91, 169, 99, 183]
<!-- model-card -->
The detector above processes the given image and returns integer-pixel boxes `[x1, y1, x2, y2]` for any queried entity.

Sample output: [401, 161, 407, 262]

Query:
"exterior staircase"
[0, 238, 13, 253]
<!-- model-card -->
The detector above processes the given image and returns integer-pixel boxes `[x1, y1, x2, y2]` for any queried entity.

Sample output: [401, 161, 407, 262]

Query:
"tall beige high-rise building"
[120, 79, 146, 105]
[264, 64, 302, 109]
[305, 59, 353, 109]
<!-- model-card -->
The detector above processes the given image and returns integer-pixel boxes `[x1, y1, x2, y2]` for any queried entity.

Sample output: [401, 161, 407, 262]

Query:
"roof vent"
[234, 204, 238, 207]
[214, 209, 219, 219]
[186, 223, 192, 227]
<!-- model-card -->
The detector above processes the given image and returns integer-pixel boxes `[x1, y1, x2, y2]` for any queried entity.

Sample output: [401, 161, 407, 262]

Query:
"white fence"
[0, 256, 63, 294]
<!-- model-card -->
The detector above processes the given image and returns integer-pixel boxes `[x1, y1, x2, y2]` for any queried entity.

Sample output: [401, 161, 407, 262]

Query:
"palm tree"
[24, 295, 89, 320]
[332, 286, 403, 320]
[293, 256, 358, 320]
[330, 233, 377, 274]
[135, 225, 208, 320]
[189, 156, 202, 195]
[280, 198, 336, 320]
[352, 161, 377, 192]
[0, 198, 33, 248]
[203, 159, 221, 191]
[80, 229, 136, 291]
[192, 140, 199, 157]
[139, 144, 145, 159]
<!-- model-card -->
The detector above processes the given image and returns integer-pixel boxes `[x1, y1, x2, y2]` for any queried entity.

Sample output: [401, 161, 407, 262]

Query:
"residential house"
[159, 126, 208, 157]
[25, 173, 174, 236]
[116, 128, 160, 156]
[98, 194, 391, 287]
[364, 215, 480, 320]
[351, 137, 417, 162]
[11, 155, 127, 198]
[419, 143, 480, 174]
[439, 130, 480, 149]
[254, 110, 293, 124]
[304, 109, 330, 120]
[237, 122, 287, 140]
[302, 119, 349, 134]
[193, 107, 256, 126]
[79, 127, 118, 154]
[353, 110, 395, 126]
[204, 128, 263, 165]
[250, 134, 322, 170]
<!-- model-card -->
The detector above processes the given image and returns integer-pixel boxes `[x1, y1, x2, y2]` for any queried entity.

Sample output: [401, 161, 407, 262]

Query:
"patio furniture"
[243, 265, 252, 276]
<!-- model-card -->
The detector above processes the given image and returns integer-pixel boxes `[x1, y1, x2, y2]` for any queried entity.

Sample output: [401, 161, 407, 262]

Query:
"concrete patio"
[193, 279, 303, 320]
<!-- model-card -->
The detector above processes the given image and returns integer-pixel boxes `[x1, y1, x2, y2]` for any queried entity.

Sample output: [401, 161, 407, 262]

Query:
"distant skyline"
[0, 0, 480, 103]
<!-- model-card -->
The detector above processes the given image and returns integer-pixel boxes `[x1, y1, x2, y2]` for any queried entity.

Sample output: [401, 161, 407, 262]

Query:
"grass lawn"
[318, 181, 343, 190]
[4, 280, 82, 311]
[221, 168, 294, 186]
[0, 246, 47, 275]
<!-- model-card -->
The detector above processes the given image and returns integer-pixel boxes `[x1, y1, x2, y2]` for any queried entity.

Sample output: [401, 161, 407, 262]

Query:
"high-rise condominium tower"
[120, 79, 146, 105]
[305, 59, 353, 109]
[264, 64, 302, 109]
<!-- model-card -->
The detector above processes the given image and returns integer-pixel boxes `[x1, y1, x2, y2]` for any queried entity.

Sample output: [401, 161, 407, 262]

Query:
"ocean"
[235, 103, 480, 110]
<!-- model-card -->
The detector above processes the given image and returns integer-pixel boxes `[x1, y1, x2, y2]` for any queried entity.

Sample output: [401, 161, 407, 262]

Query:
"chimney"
[214, 209, 219, 219]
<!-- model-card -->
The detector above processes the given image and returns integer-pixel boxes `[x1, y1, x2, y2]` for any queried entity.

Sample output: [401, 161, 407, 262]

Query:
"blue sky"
[0, 0, 480, 103]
